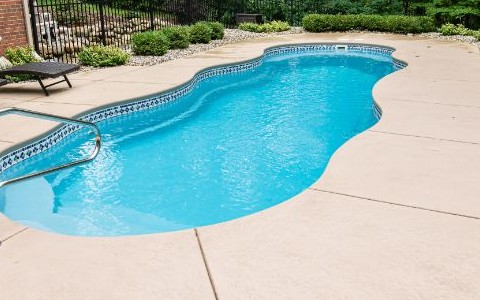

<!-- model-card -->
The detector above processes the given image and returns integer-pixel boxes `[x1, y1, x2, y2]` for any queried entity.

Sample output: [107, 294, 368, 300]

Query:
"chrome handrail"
[0, 107, 101, 188]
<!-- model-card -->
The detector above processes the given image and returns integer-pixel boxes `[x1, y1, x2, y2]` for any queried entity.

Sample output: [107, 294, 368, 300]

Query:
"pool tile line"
[0, 44, 404, 175]
[309, 188, 480, 220]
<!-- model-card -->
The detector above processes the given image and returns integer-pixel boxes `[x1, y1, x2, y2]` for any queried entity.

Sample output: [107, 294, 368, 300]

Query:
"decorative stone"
[130, 18, 141, 26]
[38, 43, 53, 58]
[51, 43, 65, 56]
[64, 42, 75, 53]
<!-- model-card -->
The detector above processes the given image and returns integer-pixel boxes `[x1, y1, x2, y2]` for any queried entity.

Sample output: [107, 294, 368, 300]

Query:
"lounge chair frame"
[0, 62, 79, 96]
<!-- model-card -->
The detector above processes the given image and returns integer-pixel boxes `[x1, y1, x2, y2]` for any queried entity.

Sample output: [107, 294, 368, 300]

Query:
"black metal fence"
[28, 0, 330, 63]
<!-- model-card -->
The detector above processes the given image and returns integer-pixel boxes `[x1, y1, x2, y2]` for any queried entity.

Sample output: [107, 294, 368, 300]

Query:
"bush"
[269, 20, 290, 32]
[472, 31, 480, 40]
[239, 21, 290, 33]
[4, 46, 42, 82]
[131, 31, 170, 55]
[302, 14, 435, 34]
[162, 26, 190, 49]
[78, 45, 130, 67]
[439, 23, 480, 40]
[205, 21, 225, 40]
[189, 22, 213, 44]
[238, 22, 262, 32]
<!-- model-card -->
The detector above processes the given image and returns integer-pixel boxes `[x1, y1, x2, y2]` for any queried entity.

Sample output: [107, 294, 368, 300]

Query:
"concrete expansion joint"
[389, 98, 480, 109]
[1, 227, 29, 244]
[368, 130, 480, 146]
[195, 228, 219, 300]
[404, 76, 480, 83]
[309, 188, 480, 221]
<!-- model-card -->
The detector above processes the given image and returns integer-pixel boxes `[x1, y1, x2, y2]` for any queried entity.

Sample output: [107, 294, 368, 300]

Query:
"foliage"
[83, 0, 150, 12]
[196, 21, 225, 40]
[36, 0, 480, 30]
[78, 45, 130, 67]
[438, 23, 480, 39]
[238, 20, 290, 32]
[219, 0, 406, 25]
[3, 46, 42, 82]
[302, 14, 435, 33]
[54, 0, 88, 26]
[438, 22, 470, 34]
[238, 22, 262, 32]
[428, 0, 480, 29]
[189, 22, 213, 44]
[131, 31, 170, 55]
[205, 22, 225, 40]
[162, 26, 190, 49]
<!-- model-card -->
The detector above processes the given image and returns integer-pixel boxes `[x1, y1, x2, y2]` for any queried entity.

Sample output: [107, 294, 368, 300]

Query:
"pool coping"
[0, 33, 479, 299]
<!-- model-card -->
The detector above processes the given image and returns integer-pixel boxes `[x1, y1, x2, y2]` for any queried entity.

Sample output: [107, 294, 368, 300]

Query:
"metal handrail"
[0, 107, 101, 188]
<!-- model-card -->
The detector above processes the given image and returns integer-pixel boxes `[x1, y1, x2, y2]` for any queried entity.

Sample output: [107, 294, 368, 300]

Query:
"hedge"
[302, 14, 436, 34]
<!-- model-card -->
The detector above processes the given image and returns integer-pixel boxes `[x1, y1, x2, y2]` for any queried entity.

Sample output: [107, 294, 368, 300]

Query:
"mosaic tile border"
[264, 44, 396, 58]
[373, 102, 383, 120]
[0, 44, 406, 174]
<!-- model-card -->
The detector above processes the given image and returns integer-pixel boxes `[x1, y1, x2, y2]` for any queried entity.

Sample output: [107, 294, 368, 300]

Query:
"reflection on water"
[0, 51, 395, 236]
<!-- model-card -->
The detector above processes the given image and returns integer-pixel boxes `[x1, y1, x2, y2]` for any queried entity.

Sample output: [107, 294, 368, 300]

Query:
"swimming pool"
[0, 44, 402, 236]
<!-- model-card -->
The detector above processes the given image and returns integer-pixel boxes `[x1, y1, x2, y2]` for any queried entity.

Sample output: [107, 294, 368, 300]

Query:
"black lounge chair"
[0, 62, 80, 96]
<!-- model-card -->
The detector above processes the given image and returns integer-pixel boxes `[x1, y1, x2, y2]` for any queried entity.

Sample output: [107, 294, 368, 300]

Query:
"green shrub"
[189, 22, 213, 44]
[439, 23, 470, 35]
[205, 21, 225, 40]
[131, 31, 170, 55]
[238, 22, 262, 32]
[471, 31, 480, 40]
[302, 14, 435, 34]
[4, 46, 42, 82]
[78, 45, 130, 67]
[162, 26, 190, 49]
[239, 21, 290, 33]
[269, 20, 290, 32]
[439, 23, 480, 40]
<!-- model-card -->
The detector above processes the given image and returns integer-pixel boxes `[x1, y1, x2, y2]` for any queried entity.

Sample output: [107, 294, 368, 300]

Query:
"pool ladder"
[0, 107, 101, 188]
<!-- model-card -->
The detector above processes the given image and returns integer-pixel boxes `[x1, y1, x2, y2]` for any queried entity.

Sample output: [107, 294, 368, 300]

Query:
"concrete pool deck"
[1, 32, 480, 299]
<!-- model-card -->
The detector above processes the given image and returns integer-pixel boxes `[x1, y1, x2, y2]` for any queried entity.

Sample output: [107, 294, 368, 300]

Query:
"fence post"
[186, 0, 192, 24]
[290, 0, 294, 25]
[149, 0, 154, 30]
[28, 0, 40, 54]
[99, 0, 106, 45]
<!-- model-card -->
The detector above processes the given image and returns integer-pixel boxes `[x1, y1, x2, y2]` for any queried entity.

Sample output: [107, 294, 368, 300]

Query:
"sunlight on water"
[0, 50, 395, 236]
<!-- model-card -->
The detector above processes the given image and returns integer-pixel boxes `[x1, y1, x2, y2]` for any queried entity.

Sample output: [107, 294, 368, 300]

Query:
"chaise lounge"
[0, 61, 80, 96]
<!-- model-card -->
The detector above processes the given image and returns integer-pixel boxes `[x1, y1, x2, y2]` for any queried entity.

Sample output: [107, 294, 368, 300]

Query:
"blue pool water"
[0, 48, 396, 236]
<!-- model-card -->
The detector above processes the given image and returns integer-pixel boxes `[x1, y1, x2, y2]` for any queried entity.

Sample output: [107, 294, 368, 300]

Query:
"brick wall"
[0, 0, 29, 55]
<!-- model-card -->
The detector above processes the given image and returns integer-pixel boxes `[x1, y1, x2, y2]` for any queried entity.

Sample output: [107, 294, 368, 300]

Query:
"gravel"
[419, 32, 480, 52]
